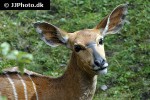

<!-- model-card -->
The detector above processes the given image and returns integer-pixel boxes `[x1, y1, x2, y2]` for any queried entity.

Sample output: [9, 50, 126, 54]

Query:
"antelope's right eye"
[99, 38, 103, 45]
[74, 45, 82, 52]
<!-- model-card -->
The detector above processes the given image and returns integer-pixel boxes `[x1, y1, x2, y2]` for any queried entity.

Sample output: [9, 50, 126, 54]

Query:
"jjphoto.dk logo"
[0, 0, 50, 10]
[4, 2, 44, 8]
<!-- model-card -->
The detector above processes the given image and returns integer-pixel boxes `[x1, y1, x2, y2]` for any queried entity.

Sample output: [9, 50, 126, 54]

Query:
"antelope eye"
[74, 45, 82, 52]
[99, 38, 103, 45]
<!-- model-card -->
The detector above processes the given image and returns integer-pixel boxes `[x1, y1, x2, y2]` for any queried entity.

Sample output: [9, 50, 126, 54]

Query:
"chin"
[97, 68, 107, 75]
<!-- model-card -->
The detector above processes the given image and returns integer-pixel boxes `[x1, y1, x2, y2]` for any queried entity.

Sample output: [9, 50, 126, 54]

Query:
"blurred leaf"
[0, 96, 7, 100]
[0, 42, 10, 56]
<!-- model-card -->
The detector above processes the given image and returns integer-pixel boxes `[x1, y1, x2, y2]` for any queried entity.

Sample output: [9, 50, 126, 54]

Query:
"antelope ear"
[95, 4, 128, 36]
[34, 22, 69, 47]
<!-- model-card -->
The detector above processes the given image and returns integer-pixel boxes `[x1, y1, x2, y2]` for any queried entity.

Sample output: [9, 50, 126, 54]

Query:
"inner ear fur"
[95, 4, 128, 35]
[34, 22, 69, 47]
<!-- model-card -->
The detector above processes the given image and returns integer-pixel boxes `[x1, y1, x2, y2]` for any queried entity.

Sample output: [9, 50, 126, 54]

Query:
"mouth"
[93, 62, 108, 71]
[93, 63, 108, 74]
[94, 67, 107, 71]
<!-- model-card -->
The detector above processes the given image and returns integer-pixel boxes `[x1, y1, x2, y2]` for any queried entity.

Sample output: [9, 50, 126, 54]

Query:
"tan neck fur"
[63, 52, 97, 100]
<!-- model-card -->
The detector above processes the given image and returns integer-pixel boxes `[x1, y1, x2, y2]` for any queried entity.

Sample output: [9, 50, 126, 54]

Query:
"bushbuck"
[0, 4, 128, 100]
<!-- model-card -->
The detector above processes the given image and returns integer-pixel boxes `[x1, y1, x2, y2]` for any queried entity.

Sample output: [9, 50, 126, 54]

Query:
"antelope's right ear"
[34, 22, 69, 47]
[95, 4, 128, 36]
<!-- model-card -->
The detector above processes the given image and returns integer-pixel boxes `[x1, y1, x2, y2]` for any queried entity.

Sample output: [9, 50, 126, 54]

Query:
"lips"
[99, 67, 107, 70]
[93, 62, 108, 71]
[94, 67, 107, 71]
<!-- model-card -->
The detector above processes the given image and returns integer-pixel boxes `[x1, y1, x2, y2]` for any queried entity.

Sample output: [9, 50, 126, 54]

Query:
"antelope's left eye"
[74, 45, 82, 52]
[99, 38, 103, 45]
[74, 44, 86, 52]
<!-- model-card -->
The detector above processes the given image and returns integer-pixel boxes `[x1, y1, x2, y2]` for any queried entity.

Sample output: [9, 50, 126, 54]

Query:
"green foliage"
[0, 42, 33, 73]
[0, 96, 7, 100]
[0, 0, 149, 99]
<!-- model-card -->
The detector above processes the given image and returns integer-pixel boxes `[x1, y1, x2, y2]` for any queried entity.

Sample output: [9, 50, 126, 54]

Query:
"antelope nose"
[94, 59, 105, 67]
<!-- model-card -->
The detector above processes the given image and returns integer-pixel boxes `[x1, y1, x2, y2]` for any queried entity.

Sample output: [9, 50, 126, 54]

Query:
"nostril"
[94, 60, 101, 66]
[101, 59, 105, 65]
[94, 59, 106, 67]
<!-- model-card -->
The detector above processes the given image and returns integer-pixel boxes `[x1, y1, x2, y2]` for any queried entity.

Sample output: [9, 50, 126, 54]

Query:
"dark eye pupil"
[74, 45, 81, 52]
[99, 38, 103, 45]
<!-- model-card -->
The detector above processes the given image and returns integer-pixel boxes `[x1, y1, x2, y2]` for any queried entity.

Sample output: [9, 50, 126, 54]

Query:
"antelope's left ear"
[34, 22, 69, 47]
[95, 4, 128, 36]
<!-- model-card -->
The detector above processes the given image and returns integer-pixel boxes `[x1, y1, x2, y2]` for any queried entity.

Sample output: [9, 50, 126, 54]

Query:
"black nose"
[94, 59, 105, 67]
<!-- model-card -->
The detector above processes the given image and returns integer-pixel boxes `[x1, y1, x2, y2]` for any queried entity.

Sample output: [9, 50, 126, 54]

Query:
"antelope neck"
[61, 52, 97, 99]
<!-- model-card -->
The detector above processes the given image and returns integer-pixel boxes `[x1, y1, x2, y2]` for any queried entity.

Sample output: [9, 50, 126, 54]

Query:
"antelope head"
[34, 4, 127, 76]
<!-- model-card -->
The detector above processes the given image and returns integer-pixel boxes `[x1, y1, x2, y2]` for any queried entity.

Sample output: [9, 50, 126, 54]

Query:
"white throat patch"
[98, 68, 107, 75]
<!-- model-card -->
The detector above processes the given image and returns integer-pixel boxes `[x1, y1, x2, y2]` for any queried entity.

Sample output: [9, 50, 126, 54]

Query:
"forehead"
[74, 29, 101, 44]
